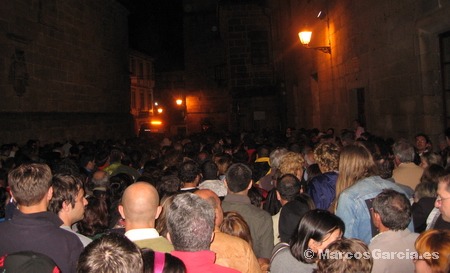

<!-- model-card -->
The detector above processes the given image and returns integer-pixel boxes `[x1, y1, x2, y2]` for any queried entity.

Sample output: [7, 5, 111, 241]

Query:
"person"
[392, 140, 423, 190]
[195, 189, 262, 273]
[198, 160, 227, 198]
[118, 182, 174, 252]
[335, 142, 412, 244]
[272, 174, 304, 244]
[178, 160, 201, 193]
[0, 251, 61, 273]
[48, 173, 91, 246]
[412, 182, 437, 233]
[77, 233, 144, 273]
[257, 147, 288, 192]
[77, 194, 109, 239]
[414, 229, 450, 273]
[278, 193, 315, 243]
[307, 142, 340, 210]
[222, 163, 274, 259]
[167, 193, 239, 273]
[369, 189, 419, 273]
[141, 249, 186, 273]
[354, 119, 365, 139]
[220, 211, 254, 245]
[103, 148, 141, 181]
[415, 133, 432, 157]
[270, 209, 344, 273]
[428, 174, 450, 229]
[0, 163, 83, 273]
[314, 238, 373, 273]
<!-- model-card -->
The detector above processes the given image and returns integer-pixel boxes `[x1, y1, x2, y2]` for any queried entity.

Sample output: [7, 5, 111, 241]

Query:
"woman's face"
[414, 259, 432, 273]
[309, 228, 342, 254]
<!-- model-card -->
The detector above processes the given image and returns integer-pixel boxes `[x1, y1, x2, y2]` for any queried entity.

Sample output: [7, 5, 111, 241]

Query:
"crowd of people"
[0, 125, 450, 273]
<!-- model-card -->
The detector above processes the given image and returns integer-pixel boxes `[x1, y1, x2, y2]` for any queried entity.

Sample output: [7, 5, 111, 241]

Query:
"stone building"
[129, 50, 156, 135]
[181, 0, 450, 144]
[270, 0, 450, 143]
[0, 0, 132, 144]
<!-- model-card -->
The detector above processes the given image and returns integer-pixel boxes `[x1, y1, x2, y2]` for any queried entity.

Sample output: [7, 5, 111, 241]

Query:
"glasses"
[436, 196, 450, 204]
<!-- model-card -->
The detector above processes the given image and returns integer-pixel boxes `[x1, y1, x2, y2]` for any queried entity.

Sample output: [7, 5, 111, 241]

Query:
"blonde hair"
[335, 143, 378, 202]
[314, 143, 340, 173]
[415, 229, 450, 273]
[279, 152, 305, 177]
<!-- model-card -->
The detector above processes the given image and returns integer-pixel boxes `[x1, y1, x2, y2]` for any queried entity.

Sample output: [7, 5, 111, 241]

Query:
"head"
[415, 133, 431, 153]
[313, 143, 340, 173]
[119, 182, 161, 230]
[414, 229, 450, 273]
[194, 189, 223, 227]
[371, 189, 411, 231]
[90, 170, 109, 191]
[392, 140, 415, 164]
[276, 174, 301, 203]
[315, 238, 373, 273]
[141, 249, 186, 273]
[9, 163, 53, 208]
[48, 174, 87, 225]
[225, 163, 252, 193]
[201, 160, 219, 180]
[336, 143, 378, 201]
[166, 193, 215, 252]
[436, 174, 450, 222]
[178, 160, 200, 184]
[77, 195, 109, 237]
[279, 152, 305, 179]
[290, 209, 345, 263]
[269, 148, 288, 169]
[220, 211, 253, 246]
[155, 195, 176, 238]
[420, 152, 443, 169]
[77, 233, 143, 273]
[414, 182, 437, 202]
[420, 164, 445, 184]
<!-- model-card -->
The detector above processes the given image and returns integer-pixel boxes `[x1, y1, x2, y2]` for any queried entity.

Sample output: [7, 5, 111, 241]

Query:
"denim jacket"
[336, 176, 414, 244]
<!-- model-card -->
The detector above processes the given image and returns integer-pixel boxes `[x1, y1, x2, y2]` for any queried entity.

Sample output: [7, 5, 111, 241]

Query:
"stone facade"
[270, 0, 450, 143]
[0, 0, 132, 144]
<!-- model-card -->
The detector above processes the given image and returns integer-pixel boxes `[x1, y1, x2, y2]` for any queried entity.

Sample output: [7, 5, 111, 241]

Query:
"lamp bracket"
[305, 45, 331, 54]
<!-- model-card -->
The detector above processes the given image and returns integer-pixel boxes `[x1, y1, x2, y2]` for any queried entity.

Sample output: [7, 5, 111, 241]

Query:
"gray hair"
[270, 148, 288, 169]
[392, 140, 415, 163]
[167, 193, 215, 251]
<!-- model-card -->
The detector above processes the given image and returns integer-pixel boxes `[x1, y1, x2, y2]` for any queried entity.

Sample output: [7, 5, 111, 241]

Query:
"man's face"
[69, 189, 88, 223]
[415, 136, 428, 152]
[435, 182, 450, 222]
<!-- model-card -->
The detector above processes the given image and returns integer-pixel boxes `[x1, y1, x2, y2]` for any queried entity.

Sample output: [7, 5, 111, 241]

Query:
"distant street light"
[176, 99, 183, 106]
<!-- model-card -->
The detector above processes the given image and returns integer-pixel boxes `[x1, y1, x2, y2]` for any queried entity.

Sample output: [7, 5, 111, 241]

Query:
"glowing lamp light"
[299, 31, 312, 45]
[150, 120, 162, 125]
[176, 99, 183, 106]
[157, 108, 163, 114]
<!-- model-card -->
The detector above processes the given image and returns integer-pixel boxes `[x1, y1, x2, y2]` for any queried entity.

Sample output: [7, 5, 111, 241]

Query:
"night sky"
[122, 0, 184, 72]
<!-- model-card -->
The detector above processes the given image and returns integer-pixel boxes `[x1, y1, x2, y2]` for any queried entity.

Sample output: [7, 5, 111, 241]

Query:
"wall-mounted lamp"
[298, 31, 331, 54]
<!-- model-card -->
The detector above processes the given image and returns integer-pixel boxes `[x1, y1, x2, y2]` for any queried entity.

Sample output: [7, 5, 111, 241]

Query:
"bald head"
[195, 189, 223, 227]
[119, 182, 160, 229]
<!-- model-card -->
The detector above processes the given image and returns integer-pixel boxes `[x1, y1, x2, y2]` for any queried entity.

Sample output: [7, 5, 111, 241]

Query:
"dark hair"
[276, 174, 301, 201]
[372, 189, 411, 230]
[420, 164, 446, 184]
[290, 209, 345, 263]
[178, 160, 200, 183]
[201, 160, 218, 180]
[77, 195, 110, 238]
[48, 173, 84, 213]
[142, 249, 186, 273]
[225, 163, 252, 193]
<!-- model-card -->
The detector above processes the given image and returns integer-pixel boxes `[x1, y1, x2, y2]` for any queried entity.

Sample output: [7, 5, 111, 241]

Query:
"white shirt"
[125, 228, 160, 241]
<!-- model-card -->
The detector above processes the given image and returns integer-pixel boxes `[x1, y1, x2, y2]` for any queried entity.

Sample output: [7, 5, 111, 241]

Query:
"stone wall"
[0, 0, 132, 144]
[272, 0, 450, 143]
